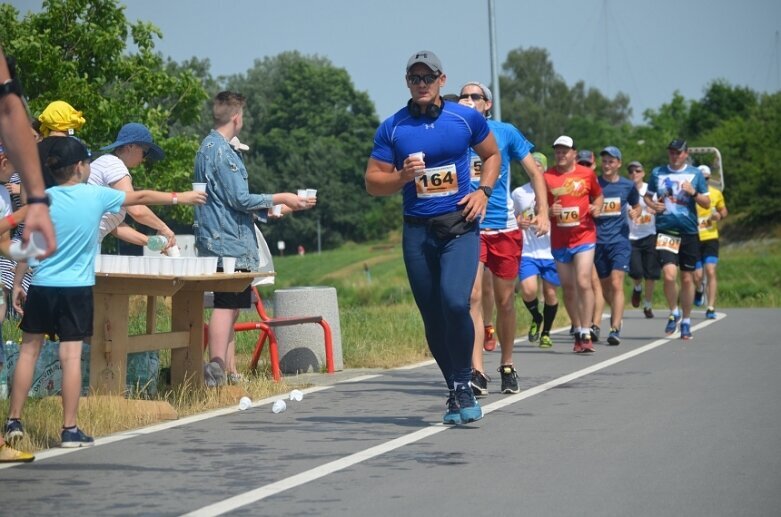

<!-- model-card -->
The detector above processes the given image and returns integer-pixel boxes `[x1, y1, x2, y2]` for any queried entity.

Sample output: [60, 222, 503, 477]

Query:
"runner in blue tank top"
[458, 81, 548, 396]
[365, 51, 501, 425]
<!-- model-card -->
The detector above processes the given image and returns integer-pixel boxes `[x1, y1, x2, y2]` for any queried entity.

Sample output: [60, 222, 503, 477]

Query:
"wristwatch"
[0, 78, 22, 99]
[26, 195, 51, 206]
[477, 185, 493, 198]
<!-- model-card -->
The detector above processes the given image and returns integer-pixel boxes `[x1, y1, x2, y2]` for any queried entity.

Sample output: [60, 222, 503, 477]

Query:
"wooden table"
[91, 272, 267, 393]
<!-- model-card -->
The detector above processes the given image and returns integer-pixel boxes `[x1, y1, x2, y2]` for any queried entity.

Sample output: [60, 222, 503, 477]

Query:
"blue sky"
[11, 0, 781, 123]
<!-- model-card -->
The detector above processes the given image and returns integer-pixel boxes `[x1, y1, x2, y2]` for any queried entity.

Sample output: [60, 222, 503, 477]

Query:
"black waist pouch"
[427, 210, 476, 240]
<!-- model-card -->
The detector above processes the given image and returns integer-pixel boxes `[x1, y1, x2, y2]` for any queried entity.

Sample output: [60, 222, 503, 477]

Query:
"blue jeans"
[402, 221, 479, 389]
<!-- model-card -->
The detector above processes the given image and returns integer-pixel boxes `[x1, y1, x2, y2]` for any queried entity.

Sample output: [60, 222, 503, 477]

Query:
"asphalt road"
[1, 309, 779, 516]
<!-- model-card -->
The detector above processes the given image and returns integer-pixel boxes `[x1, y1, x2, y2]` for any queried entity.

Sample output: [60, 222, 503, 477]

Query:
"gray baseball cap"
[406, 50, 443, 73]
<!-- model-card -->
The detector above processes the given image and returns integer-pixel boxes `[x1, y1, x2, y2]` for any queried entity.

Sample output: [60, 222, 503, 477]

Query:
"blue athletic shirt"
[469, 119, 532, 230]
[370, 100, 490, 217]
[595, 176, 639, 245]
[645, 164, 709, 235]
[32, 183, 125, 287]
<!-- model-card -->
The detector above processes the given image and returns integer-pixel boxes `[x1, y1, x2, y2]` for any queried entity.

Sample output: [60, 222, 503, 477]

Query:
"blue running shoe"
[607, 327, 621, 346]
[705, 308, 716, 319]
[3, 419, 24, 441]
[680, 322, 692, 340]
[665, 314, 680, 335]
[694, 290, 704, 307]
[443, 391, 462, 425]
[61, 427, 95, 448]
[455, 384, 483, 423]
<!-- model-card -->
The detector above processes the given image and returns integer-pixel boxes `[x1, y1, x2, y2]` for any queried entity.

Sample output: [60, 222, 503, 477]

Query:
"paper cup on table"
[306, 189, 317, 199]
[166, 245, 181, 257]
[128, 257, 143, 275]
[192, 182, 207, 192]
[94, 254, 102, 273]
[222, 257, 236, 274]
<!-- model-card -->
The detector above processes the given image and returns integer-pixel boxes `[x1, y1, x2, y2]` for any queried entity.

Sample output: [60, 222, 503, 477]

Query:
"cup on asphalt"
[272, 399, 287, 414]
[192, 182, 207, 192]
[238, 396, 252, 411]
[289, 389, 304, 402]
[222, 257, 236, 274]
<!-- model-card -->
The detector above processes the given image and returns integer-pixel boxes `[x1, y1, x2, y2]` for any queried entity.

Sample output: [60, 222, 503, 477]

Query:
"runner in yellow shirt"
[693, 165, 727, 319]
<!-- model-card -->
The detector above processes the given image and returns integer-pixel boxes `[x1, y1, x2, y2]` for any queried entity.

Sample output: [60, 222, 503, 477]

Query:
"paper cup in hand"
[192, 182, 207, 192]
[8, 231, 46, 260]
[408, 151, 425, 161]
[306, 189, 317, 199]
[272, 204, 283, 216]
[222, 257, 236, 274]
[297, 189, 307, 198]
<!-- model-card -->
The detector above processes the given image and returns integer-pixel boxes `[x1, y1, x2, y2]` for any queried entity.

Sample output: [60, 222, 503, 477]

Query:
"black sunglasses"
[459, 93, 486, 102]
[407, 73, 440, 85]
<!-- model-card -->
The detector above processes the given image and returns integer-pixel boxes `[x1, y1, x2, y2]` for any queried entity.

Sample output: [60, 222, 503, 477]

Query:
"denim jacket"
[193, 130, 273, 270]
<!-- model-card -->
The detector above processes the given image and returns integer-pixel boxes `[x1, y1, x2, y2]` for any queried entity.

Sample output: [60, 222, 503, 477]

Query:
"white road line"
[181, 314, 725, 517]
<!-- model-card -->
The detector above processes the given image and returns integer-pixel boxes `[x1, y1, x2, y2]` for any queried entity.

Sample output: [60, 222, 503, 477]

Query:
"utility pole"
[488, 0, 501, 121]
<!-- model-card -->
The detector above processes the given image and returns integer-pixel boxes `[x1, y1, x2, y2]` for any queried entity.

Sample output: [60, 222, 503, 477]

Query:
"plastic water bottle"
[146, 235, 168, 252]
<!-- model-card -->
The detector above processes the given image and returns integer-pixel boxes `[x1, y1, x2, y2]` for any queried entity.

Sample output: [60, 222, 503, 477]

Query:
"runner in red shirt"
[544, 136, 603, 352]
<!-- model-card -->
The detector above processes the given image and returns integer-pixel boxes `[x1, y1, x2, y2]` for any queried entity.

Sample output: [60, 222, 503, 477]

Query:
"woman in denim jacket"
[194, 91, 314, 386]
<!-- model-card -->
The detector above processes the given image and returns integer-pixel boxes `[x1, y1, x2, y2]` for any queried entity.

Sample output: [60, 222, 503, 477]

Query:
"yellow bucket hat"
[38, 101, 86, 137]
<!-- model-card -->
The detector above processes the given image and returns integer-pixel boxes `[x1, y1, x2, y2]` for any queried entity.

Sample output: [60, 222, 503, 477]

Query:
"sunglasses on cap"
[407, 73, 440, 85]
[459, 93, 486, 102]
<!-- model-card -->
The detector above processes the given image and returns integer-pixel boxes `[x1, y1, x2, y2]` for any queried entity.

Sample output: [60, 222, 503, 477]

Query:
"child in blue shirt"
[3, 137, 206, 449]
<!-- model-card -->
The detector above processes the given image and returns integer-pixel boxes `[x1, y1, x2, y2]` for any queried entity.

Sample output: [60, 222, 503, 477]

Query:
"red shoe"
[483, 325, 497, 352]
[573, 333, 584, 353]
[581, 337, 595, 353]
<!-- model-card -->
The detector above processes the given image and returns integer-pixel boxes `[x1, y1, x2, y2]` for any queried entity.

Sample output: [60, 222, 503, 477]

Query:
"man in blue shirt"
[365, 51, 500, 425]
[458, 81, 548, 396]
[645, 139, 710, 340]
[594, 146, 639, 345]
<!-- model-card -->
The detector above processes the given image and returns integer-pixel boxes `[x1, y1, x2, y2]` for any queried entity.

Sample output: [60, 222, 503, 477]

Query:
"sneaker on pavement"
[680, 322, 693, 340]
[581, 335, 595, 353]
[455, 384, 483, 423]
[443, 390, 462, 425]
[483, 325, 497, 352]
[60, 427, 95, 448]
[204, 360, 226, 387]
[590, 324, 601, 343]
[498, 365, 520, 394]
[694, 290, 704, 307]
[607, 327, 621, 346]
[705, 308, 716, 319]
[644, 307, 654, 319]
[4, 419, 24, 441]
[631, 289, 641, 308]
[0, 444, 34, 463]
[469, 369, 490, 397]
[665, 314, 680, 335]
[573, 333, 584, 353]
[539, 333, 553, 349]
[528, 316, 542, 342]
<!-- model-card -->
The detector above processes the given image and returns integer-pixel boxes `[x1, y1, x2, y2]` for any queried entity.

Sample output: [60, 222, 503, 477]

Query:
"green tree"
[223, 51, 388, 250]
[0, 0, 208, 226]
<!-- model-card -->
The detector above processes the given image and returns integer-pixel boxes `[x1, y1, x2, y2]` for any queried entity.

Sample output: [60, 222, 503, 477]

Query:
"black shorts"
[700, 238, 719, 261]
[656, 233, 701, 272]
[20, 285, 94, 341]
[630, 234, 661, 280]
[212, 268, 252, 309]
